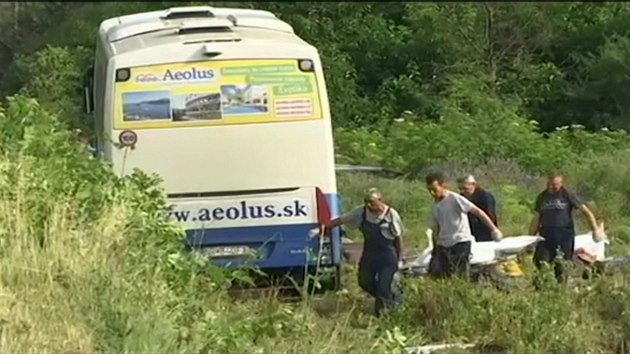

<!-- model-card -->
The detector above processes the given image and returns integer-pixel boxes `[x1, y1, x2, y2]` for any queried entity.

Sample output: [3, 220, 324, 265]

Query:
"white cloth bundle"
[402, 227, 610, 270]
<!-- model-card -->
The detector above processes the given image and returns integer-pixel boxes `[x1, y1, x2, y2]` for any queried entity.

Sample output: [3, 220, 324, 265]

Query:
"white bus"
[83, 6, 343, 290]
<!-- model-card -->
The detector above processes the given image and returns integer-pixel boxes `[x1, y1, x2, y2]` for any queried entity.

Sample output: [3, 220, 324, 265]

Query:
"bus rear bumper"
[184, 223, 342, 269]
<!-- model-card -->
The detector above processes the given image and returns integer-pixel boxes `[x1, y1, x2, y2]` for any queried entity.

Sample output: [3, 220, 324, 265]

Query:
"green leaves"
[5, 2, 630, 132]
[12, 45, 91, 130]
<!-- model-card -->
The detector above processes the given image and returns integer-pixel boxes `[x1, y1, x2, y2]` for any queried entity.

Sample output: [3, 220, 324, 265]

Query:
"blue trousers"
[357, 259, 400, 317]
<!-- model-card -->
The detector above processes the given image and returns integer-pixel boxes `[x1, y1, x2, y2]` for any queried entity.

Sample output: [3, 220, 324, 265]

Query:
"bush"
[0, 96, 231, 352]
[335, 76, 582, 176]
[5, 93, 630, 353]
[336, 168, 630, 354]
[0, 95, 450, 353]
[6, 2, 630, 353]
[13, 45, 92, 130]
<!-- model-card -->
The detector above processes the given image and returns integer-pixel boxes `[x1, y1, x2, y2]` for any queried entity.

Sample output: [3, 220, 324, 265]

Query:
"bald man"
[529, 173, 601, 283]
[324, 188, 404, 317]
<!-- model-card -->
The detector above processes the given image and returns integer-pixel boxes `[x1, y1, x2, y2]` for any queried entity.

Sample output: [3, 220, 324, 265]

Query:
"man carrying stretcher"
[425, 172, 503, 278]
[529, 172, 604, 283]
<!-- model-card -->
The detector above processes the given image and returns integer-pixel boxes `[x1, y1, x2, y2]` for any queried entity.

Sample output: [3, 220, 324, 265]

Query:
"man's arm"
[324, 217, 345, 229]
[529, 214, 541, 235]
[569, 191, 598, 233]
[485, 192, 498, 226]
[530, 193, 542, 235]
[393, 237, 403, 262]
[320, 207, 361, 233]
[469, 206, 500, 234]
[456, 194, 500, 235]
[431, 222, 439, 248]
[391, 210, 405, 262]
[578, 204, 598, 233]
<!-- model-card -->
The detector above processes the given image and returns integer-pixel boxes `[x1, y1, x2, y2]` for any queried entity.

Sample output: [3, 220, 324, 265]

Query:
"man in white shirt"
[425, 172, 503, 278]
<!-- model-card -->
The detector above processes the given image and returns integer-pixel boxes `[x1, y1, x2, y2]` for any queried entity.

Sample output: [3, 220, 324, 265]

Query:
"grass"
[2, 164, 630, 353]
[3, 97, 630, 353]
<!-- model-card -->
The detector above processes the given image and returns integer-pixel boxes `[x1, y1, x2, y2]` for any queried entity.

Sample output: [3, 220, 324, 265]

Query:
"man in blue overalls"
[323, 188, 405, 317]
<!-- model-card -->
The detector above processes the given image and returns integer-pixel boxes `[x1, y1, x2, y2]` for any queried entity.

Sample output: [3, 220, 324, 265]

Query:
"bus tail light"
[315, 187, 331, 236]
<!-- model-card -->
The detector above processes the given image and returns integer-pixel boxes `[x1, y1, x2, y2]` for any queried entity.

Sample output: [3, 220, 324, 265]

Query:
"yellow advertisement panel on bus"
[113, 59, 323, 130]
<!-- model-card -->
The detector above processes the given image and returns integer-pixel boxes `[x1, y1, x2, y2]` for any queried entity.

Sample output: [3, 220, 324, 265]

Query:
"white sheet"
[402, 229, 610, 270]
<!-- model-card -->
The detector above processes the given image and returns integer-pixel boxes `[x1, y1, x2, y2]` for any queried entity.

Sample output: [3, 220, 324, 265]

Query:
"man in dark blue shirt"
[457, 175, 498, 242]
[528, 172, 601, 283]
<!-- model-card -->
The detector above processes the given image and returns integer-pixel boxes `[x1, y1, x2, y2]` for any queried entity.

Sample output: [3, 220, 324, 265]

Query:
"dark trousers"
[357, 259, 400, 317]
[429, 241, 472, 279]
[533, 226, 575, 283]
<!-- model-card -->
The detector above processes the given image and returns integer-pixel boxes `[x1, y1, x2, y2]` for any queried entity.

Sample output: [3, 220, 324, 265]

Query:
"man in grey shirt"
[425, 172, 503, 278]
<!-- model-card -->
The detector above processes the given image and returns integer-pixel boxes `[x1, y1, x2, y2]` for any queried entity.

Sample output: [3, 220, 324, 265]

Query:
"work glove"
[491, 229, 503, 242]
[308, 227, 322, 238]
[592, 229, 606, 243]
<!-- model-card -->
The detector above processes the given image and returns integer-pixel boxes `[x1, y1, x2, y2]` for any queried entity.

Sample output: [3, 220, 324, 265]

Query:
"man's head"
[364, 188, 386, 213]
[546, 172, 564, 193]
[457, 174, 477, 196]
[425, 172, 448, 200]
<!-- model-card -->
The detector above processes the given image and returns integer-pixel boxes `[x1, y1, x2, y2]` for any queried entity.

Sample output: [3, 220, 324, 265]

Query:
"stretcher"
[399, 224, 611, 277]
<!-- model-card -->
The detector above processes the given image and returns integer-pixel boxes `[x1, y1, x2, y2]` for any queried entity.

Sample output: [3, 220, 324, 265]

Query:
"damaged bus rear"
[85, 6, 343, 289]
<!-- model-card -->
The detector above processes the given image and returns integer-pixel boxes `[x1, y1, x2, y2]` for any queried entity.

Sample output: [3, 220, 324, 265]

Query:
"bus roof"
[99, 6, 310, 56]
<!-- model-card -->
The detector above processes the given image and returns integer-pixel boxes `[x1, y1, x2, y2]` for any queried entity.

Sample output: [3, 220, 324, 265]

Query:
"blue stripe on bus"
[184, 193, 342, 269]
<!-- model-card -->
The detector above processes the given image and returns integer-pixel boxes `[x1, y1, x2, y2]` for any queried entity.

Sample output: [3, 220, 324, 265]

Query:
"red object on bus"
[315, 187, 332, 236]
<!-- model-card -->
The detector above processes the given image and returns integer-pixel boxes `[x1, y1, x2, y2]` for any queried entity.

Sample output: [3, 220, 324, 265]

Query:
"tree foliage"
[4, 4, 630, 353]
[2, 1, 630, 170]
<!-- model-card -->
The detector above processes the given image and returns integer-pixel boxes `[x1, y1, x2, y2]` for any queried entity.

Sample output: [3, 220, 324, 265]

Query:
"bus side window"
[82, 65, 95, 114]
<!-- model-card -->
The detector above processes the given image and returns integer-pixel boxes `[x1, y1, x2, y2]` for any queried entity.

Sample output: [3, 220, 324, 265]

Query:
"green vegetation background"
[1, 2, 630, 353]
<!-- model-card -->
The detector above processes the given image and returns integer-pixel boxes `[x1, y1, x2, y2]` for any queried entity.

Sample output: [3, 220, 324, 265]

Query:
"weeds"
[3, 96, 630, 353]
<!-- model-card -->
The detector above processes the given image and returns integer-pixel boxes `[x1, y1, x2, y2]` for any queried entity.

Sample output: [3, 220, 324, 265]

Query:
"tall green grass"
[3, 96, 630, 353]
